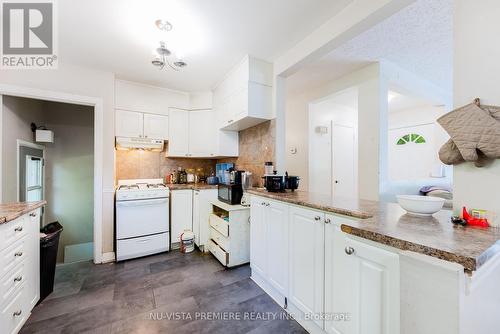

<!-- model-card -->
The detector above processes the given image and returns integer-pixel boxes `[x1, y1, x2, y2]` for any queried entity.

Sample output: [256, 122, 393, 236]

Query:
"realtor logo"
[1, 0, 58, 69]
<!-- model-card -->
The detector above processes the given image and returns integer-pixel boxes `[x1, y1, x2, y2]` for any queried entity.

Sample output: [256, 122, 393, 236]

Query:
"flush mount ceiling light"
[151, 20, 187, 71]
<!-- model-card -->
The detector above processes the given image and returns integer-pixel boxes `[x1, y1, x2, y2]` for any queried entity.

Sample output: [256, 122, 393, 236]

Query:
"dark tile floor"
[21, 250, 307, 334]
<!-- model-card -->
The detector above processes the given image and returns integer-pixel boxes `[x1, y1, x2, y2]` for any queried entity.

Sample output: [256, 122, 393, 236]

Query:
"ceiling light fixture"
[151, 20, 187, 71]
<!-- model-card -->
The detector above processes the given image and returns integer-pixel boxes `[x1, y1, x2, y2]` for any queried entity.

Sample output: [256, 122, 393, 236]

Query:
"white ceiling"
[287, 0, 453, 94]
[58, 0, 352, 92]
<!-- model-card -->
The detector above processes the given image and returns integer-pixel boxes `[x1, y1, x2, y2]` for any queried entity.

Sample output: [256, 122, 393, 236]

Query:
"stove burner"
[118, 184, 139, 190]
[147, 183, 166, 189]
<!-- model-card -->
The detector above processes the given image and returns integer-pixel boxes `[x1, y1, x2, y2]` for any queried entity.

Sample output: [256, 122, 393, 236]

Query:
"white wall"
[453, 0, 500, 227]
[1, 96, 44, 202]
[286, 63, 383, 200]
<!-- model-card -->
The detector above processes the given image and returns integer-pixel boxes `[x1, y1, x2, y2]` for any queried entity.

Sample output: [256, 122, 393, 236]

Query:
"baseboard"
[101, 252, 115, 263]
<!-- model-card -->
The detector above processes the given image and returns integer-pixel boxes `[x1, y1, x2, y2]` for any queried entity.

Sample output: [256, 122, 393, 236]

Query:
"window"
[396, 133, 426, 145]
[26, 156, 43, 201]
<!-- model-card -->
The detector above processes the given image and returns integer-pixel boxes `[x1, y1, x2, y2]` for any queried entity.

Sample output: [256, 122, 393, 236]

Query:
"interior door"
[288, 206, 325, 329]
[332, 123, 356, 198]
[143, 113, 169, 140]
[115, 109, 144, 138]
[168, 108, 189, 157]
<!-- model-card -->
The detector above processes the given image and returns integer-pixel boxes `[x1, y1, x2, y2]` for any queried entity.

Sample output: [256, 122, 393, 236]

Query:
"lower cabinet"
[192, 189, 218, 251]
[250, 197, 289, 304]
[170, 190, 193, 244]
[250, 195, 400, 334]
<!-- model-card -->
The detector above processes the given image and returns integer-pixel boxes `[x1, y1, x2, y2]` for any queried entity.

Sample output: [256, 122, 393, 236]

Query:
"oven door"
[116, 197, 169, 239]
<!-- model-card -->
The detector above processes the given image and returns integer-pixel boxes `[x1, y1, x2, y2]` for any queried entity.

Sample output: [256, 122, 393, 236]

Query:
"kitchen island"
[0, 201, 45, 334]
[247, 189, 500, 334]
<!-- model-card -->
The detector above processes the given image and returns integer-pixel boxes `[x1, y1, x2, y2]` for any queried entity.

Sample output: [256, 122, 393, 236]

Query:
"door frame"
[16, 140, 46, 202]
[0, 84, 105, 264]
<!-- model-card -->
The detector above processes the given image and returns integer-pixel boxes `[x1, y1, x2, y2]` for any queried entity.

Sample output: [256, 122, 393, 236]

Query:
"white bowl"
[396, 195, 445, 216]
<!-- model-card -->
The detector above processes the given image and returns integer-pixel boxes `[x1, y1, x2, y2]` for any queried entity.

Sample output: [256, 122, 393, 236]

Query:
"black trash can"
[38, 221, 63, 305]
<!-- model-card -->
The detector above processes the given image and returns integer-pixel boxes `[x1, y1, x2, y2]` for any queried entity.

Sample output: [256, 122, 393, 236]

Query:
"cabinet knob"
[14, 276, 22, 282]
[314, 216, 321, 221]
[265, 203, 270, 207]
[344, 246, 355, 255]
[261, 202, 266, 206]
[13, 310, 22, 317]
[30, 212, 37, 217]
[14, 226, 23, 232]
[324, 218, 331, 224]
[14, 252, 23, 257]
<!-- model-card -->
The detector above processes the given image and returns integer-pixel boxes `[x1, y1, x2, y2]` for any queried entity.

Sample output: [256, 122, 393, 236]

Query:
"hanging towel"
[437, 101, 500, 166]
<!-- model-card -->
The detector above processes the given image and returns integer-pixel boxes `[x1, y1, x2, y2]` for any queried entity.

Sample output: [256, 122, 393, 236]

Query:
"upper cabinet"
[213, 55, 273, 131]
[168, 108, 238, 158]
[115, 109, 169, 140]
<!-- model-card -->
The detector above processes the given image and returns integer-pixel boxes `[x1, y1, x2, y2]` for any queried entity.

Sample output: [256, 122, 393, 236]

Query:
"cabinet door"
[198, 189, 218, 249]
[168, 108, 189, 157]
[26, 209, 40, 309]
[250, 196, 267, 278]
[171, 190, 193, 243]
[189, 110, 216, 157]
[143, 113, 169, 140]
[266, 200, 289, 298]
[192, 190, 201, 246]
[228, 87, 248, 121]
[116, 109, 143, 138]
[288, 206, 325, 330]
[328, 230, 400, 334]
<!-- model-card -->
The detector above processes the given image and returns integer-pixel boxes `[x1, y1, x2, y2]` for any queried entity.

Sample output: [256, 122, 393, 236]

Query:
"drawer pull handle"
[13, 310, 22, 317]
[14, 276, 22, 282]
[314, 216, 321, 221]
[324, 218, 331, 224]
[14, 226, 23, 232]
[29, 212, 37, 217]
[345, 247, 355, 255]
[14, 252, 23, 257]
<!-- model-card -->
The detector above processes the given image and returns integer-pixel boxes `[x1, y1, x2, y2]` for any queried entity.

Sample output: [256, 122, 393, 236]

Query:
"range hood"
[115, 137, 164, 151]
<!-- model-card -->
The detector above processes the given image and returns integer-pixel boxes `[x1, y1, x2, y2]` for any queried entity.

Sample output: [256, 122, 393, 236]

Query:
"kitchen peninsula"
[247, 189, 500, 334]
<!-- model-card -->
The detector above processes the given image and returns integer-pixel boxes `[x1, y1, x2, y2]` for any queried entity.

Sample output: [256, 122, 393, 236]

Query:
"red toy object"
[462, 207, 489, 227]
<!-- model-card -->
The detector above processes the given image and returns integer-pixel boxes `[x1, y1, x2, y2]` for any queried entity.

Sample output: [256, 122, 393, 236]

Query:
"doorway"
[309, 88, 358, 198]
[18, 141, 45, 203]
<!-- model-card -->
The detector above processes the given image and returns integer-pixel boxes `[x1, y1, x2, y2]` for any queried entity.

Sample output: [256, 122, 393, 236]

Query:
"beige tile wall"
[218, 120, 276, 187]
[115, 119, 276, 185]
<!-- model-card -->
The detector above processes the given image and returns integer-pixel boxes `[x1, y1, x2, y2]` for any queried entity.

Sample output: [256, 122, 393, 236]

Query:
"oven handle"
[116, 198, 168, 207]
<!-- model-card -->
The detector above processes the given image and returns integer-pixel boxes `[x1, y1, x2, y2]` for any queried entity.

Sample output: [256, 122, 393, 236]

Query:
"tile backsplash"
[218, 119, 275, 187]
[115, 119, 276, 186]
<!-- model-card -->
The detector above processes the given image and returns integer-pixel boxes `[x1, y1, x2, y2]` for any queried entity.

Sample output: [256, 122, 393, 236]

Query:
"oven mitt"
[437, 102, 500, 162]
[439, 139, 464, 165]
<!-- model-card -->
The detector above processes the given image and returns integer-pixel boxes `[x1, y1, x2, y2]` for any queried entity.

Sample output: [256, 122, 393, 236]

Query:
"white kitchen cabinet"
[325, 214, 400, 334]
[115, 109, 144, 138]
[189, 110, 216, 157]
[288, 206, 325, 330]
[213, 55, 273, 131]
[116, 109, 168, 140]
[250, 196, 267, 278]
[171, 190, 193, 244]
[168, 108, 237, 158]
[192, 189, 218, 251]
[143, 113, 169, 140]
[168, 108, 190, 157]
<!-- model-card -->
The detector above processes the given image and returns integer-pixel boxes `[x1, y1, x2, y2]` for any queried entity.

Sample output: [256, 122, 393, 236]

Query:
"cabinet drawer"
[0, 238, 27, 279]
[0, 216, 27, 252]
[210, 227, 230, 252]
[116, 233, 169, 261]
[0, 263, 26, 307]
[207, 239, 228, 266]
[0, 285, 28, 334]
[209, 214, 229, 237]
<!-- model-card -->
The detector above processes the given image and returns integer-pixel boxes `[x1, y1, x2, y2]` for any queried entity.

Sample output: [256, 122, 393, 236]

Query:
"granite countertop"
[246, 188, 500, 272]
[0, 201, 47, 224]
[167, 183, 218, 190]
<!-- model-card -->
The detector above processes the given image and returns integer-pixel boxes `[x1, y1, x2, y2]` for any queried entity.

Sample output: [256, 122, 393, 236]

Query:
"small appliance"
[263, 175, 286, 192]
[285, 172, 300, 191]
[218, 184, 243, 205]
[240, 172, 252, 206]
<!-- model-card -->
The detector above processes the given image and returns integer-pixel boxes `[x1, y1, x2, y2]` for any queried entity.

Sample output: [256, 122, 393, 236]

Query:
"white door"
[266, 200, 289, 300]
[143, 113, 169, 140]
[198, 189, 218, 249]
[116, 109, 144, 138]
[332, 123, 356, 198]
[171, 190, 193, 243]
[288, 206, 325, 330]
[250, 196, 267, 278]
[192, 190, 200, 246]
[168, 108, 189, 157]
[329, 232, 400, 334]
[189, 110, 216, 157]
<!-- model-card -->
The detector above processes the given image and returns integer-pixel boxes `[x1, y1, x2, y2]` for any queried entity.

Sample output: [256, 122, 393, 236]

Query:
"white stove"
[115, 179, 170, 261]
